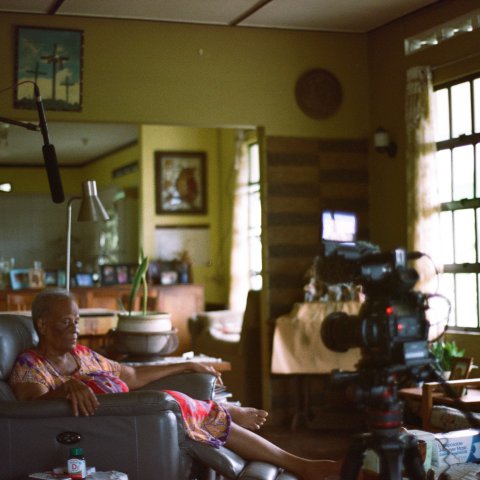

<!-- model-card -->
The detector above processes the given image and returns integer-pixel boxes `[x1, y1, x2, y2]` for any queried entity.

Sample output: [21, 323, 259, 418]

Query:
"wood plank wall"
[265, 135, 369, 324]
[264, 135, 370, 423]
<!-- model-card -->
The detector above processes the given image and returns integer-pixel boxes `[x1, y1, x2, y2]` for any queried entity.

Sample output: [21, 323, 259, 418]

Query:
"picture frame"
[75, 272, 94, 287]
[450, 357, 474, 381]
[29, 268, 45, 289]
[449, 357, 474, 396]
[44, 270, 58, 286]
[57, 270, 66, 288]
[115, 265, 130, 285]
[100, 265, 117, 286]
[15, 26, 84, 111]
[155, 151, 207, 214]
[9, 269, 30, 290]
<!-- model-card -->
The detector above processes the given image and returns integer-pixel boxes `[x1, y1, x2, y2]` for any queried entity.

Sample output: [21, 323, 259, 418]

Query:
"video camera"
[319, 241, 431, 369]
[317, 213, 431, 370]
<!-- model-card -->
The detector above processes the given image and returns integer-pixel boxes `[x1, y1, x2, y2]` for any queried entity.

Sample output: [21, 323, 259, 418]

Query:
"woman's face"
[38, 297, 80, 353]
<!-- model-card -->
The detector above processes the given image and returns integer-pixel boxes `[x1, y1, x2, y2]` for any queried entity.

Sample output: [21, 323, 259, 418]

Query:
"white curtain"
[228, 130, 250, 312]
[405, 66, 441, 292]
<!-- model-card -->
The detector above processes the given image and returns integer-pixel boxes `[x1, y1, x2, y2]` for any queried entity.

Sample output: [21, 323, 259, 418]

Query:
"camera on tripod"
[319, 240, 431, 370]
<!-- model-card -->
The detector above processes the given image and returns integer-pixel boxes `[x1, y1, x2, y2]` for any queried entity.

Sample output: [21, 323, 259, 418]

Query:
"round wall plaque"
[295, 69, 343, 119]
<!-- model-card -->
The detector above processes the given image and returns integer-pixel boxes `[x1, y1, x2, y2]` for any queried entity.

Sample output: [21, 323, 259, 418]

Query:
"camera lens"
[321, 311, 363, 352]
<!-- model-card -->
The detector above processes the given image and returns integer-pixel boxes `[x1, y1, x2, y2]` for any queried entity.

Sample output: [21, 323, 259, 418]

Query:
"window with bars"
[247, 142, 262, 290]
[435, 73, 480, 330]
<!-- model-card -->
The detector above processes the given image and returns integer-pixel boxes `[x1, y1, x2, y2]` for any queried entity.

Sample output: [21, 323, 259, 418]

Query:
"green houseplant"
[114, 251, 178, 357]
[430, 339, 465, 372]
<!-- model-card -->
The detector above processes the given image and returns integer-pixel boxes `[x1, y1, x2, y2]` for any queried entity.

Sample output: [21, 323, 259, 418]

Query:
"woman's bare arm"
[11, 379, 100, 417]
[119, 361, 221, 390]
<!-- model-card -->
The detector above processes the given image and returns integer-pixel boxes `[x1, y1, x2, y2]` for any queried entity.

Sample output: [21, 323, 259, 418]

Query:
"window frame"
[435, 72, 480, 331]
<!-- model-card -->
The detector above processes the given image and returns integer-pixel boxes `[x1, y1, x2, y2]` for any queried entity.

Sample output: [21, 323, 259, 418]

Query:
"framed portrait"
[15, 26, 84, 111]
[9, 269, 31, 290]
[155, 151, 207, 214]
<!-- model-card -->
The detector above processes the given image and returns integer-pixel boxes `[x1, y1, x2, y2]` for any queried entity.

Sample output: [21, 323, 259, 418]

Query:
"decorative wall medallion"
[295, 69, 343, 119]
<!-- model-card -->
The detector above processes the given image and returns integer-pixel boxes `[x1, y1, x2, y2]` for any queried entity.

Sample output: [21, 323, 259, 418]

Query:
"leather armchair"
[0, 313, 297, 480]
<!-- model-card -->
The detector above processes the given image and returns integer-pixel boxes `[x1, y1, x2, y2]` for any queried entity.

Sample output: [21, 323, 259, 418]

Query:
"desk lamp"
[66, 180, 109, 291]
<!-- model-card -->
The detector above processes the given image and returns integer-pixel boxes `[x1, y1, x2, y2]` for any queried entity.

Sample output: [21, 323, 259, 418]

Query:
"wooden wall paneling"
[263, 135, 369, 422]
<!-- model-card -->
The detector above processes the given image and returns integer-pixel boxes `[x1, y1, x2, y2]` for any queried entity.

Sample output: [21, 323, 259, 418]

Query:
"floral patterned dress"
[8, 344, 230, 447]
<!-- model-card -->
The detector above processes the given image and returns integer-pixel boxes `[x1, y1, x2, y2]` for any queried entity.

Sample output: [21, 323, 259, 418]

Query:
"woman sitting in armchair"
[9, 289, 340, 480]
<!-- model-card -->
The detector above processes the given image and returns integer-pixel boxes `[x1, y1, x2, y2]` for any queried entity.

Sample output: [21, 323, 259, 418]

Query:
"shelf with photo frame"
[98, 261, 192, 287]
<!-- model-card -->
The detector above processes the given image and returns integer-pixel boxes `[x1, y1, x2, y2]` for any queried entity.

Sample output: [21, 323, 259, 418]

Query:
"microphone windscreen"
[42, 144, 65, 203]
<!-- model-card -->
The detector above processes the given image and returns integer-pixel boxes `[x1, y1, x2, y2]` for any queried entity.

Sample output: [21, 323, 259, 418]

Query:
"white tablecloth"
[271, 301, 362, 374]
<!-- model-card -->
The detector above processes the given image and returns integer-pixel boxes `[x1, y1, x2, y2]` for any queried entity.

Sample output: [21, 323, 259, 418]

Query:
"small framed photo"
[29, 269, 45, 289]
[57, 270, 66, 288]
[450, 357, 474, 396]
[75, 272, 94, 287]
[44, 270, 58, 286]
[100, 265, 117, 286]
[450, 357, 474, 381]
[9, 269, 30, 290]
[115, 265, 130, 285]
[15, 26, 84, 111]
[161, 271, 178, 285]
[155, 151, 207, 214]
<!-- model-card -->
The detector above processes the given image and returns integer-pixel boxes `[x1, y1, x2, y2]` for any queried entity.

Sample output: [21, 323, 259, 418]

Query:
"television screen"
[321, 210, 357, 242]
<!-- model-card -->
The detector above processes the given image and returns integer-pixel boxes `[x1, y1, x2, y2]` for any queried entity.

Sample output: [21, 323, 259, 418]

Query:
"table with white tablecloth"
[271, 301, 363, 429]
[271, 301, 362, 374]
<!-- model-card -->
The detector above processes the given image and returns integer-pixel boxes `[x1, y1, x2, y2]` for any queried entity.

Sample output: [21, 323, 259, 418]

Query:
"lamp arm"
[66, 196, 81, 292]
[0, 115, 40, 132]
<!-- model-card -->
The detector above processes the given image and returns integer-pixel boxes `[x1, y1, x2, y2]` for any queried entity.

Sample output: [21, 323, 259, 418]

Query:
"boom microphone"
[34, 85, 65, 204]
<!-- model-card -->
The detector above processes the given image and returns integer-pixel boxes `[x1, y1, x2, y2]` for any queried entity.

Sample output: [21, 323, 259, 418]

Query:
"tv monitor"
[321, 210, 357, 243]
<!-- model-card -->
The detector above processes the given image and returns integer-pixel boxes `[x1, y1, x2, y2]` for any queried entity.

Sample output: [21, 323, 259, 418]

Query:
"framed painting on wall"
[155, 151, 207, 214]
[14, 26, 84, 111]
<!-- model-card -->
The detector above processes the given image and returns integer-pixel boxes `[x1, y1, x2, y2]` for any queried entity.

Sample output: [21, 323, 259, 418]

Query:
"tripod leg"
[402, 434, 426, 480]
[340, 434, 369, 480]
[378, 446, 403, 480]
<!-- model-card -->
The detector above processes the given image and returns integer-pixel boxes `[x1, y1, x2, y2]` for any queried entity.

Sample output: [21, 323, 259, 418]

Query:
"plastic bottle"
[67, 447, 87, 479]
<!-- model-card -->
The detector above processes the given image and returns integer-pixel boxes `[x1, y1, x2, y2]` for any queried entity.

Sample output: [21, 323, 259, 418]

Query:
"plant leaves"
[128, 253, 149, 315]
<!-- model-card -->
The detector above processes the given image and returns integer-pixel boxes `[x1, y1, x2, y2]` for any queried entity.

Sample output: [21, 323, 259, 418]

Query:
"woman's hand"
[184, 362, 223, 384]
[62, 378, 100, 416]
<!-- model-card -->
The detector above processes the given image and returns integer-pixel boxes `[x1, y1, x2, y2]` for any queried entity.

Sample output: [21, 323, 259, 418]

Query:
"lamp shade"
[77, 180, 110, 222]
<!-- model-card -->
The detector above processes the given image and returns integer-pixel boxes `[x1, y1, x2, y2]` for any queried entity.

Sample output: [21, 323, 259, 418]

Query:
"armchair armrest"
[0, 373, 217, 420]
[0, 390, 181, 419]
[421, 378, 480, 430]
[136, 372, 217, 400]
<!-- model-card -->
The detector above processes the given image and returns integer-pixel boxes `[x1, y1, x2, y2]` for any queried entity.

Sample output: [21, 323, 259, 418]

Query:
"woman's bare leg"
[225, 423, 340, 480]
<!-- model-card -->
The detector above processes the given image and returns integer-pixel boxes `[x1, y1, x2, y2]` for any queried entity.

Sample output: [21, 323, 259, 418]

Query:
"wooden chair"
[419, 377, 480, 431]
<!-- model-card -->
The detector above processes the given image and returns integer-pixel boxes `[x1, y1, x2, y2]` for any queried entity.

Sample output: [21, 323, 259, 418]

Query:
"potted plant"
[430, 339, 465, 374]
[114, 251, 178, 357]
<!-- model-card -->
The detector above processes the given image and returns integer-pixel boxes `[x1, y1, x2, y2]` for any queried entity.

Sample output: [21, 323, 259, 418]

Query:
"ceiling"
[0, 0, 439, 166]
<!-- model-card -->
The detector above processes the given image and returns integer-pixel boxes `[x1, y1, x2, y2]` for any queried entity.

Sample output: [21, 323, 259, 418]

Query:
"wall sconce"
[373, 127, 397, 157]
[65, 180, 110, 291]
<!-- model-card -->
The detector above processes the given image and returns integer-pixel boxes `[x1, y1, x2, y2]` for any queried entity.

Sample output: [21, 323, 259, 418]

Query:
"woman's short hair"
[31, 288, 75, 331]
